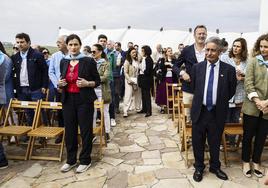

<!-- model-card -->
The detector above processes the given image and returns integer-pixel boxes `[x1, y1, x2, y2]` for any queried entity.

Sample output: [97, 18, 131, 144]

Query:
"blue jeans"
[0, 143, 7, 164]
[18, 87, 44, 126]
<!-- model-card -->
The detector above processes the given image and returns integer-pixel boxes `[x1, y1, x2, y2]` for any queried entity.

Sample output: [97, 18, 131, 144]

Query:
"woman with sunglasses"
[91, 44, 112, 141]
[58, 34, 100, 173]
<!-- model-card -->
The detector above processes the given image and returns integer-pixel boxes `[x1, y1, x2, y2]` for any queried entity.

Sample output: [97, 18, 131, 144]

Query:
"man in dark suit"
[173, 25, 207, 119]
[190, 37, 236, 182]
[11, 33, 48, 134]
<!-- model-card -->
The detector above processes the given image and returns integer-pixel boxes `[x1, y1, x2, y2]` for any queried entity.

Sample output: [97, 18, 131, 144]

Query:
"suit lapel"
[190, 45, 198, 64]
[217, 61, 225, 102]
[78, 60, 84, 77]
[199, 61, 207, 99]
[62, 60, 69, 78]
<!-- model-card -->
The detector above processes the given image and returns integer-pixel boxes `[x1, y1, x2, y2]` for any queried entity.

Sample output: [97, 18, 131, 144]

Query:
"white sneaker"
[60, 163, 76, 172]
[111, 119, 116, 127]
[76, 163, 91, 173]
[242, 162, 252, 178]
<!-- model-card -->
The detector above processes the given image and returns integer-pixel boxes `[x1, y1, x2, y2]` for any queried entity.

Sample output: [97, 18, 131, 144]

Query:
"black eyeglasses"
[42, 51, 49, 54]
[13, 47, 18, 50]
[91, 50, 96, 54]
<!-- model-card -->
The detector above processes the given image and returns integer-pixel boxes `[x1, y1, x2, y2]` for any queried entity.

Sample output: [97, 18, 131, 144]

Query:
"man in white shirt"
[48, 35, 68, 143]
[173, 25, 207, 119]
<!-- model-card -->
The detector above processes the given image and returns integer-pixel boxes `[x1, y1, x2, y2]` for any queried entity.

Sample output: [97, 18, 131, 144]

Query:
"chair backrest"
[34, 100, 62, 128]
[166, 83, 174, 98]
[94, 100, 104, 114]
[3, 99, 40, 128]
[179, 101, 192, 127]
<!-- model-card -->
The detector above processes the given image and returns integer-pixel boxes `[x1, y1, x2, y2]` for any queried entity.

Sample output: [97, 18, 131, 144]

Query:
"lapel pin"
[220, 74, 224, 77]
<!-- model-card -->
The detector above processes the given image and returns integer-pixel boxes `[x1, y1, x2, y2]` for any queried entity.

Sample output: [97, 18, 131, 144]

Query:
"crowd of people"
[0, 25, 268, 184]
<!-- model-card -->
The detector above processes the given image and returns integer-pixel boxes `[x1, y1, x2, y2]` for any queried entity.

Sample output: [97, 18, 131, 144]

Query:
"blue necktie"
[206, 64, 215, 111]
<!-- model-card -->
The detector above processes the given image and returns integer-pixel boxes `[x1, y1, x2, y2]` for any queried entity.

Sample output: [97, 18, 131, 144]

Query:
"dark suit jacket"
[173, 44, 200, 93]
[12, 47, 48, 93]
[190, 60, 236, 126]
[138, 56, 154, 89]
[60, 57, 101, 104]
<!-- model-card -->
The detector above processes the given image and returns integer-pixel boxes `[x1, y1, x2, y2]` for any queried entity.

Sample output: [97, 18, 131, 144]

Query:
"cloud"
[0, 0, 260, 45]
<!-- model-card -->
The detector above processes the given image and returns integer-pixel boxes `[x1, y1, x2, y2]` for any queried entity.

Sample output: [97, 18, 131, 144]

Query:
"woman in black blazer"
[138, 45, 153, 117]
[58, 34, 100, 173]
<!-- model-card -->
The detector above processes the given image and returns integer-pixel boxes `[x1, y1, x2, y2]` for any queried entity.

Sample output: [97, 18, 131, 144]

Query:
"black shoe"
[137, 110, 145, 114]
[209, 168, 228, 180]
[116, 109, 120, 114]
[106, 133, 110, 142]
[253, 169, 263, 178]
[19, 135, 29, 142]
[55, 135, 63, 144]
[145, 113, 152, 117]
[193, 170, 203, 182]
[0, 160, 8, 170]
[160, 109, 165, 114]
[38, 137, 46, 145]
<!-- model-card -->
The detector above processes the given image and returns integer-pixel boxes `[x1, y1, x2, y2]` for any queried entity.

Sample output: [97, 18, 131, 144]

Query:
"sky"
[1, 0, 261, 46]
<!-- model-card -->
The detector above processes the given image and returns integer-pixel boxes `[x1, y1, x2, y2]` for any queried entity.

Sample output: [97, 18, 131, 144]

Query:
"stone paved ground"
[1, 104, 268, 188]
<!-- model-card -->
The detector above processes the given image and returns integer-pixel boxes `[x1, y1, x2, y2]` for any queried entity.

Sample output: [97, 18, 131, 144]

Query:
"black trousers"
[62, 93, 94, 165]
[192, 106, 224, 172]
[141, 87, 152, 114]
[242, 113, 268, 163]
[114, 77, 121, 111]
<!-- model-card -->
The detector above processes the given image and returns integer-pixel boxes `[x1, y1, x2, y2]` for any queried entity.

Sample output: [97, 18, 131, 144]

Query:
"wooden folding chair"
[93, 100, 106, 159]
[0, 105, 5, 126]
[180, 101, 192, 167]
[27, 101, 65, 161]
[0, 99, 40, 160]
[172, 84, 182, 122]
[221, 112, 243, 166]
[166, 83, 174, 116]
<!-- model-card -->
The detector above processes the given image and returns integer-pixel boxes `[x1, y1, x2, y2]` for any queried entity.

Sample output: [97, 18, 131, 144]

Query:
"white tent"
[59, 0, 267, 51]
[59, 27, 259, 51]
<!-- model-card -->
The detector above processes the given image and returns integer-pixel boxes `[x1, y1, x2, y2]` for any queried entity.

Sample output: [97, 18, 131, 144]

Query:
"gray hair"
[205, 37, 223, 51]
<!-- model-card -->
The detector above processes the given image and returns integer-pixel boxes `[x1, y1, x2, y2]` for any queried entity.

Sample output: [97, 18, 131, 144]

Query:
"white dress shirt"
[203, 60, 220, 106]
[194, 45, 206, 63]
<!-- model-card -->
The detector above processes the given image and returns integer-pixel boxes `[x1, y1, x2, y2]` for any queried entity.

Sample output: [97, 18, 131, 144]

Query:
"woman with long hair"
[138, 45, 154, 117]
[58, 34, 100, 173]
[91, 44, 112, 141]
[221, 38, 248, 147]
[123, 47, 141, 117]
[155, 47, 177, 113]
[241, 33, 268, 178]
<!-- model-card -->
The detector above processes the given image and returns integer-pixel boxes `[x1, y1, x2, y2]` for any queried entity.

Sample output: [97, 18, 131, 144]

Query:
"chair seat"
[224, 127, 243, 135]
[93, 127, 101, 134]
[0, 126, 32, 136]
[28, 126, 64, 137]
